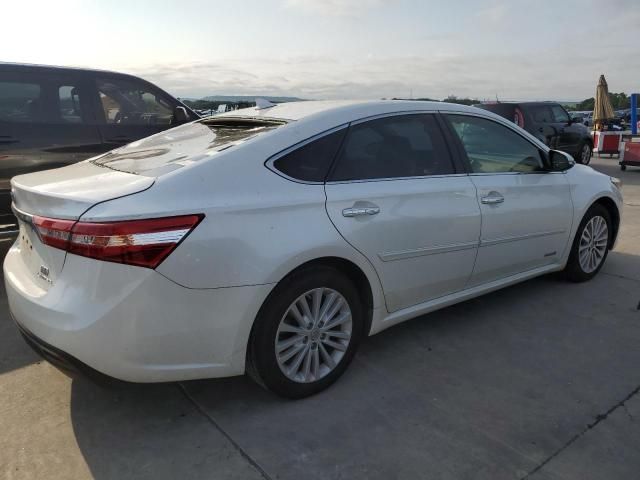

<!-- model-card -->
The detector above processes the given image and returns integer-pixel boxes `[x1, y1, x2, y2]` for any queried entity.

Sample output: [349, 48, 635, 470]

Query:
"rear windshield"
[92, 117, 286, 175]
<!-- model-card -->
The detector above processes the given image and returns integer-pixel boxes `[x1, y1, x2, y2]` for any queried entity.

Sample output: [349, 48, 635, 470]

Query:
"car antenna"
[255, 98, 276, 110]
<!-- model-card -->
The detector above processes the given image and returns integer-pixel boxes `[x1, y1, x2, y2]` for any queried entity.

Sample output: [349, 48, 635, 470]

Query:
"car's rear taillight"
[32, 214, 203, 268]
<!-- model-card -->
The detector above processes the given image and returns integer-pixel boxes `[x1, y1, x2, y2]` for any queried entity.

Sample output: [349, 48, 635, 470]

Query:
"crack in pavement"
[520, 383, 640, 479]
[177, 383, 274, 480]
[601, 271, 640, 284]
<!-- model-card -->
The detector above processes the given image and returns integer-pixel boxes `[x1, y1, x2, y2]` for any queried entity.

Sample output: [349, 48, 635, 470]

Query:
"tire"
[621, 164, 627, 171]
[563, 204, 611, 282]
[247, 266, 364, 398]
[575, 142, 592, 165]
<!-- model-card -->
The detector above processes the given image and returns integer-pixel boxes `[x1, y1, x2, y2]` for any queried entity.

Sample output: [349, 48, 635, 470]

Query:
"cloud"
[125, 40, 639, 102]
[283, 0, 386, 17]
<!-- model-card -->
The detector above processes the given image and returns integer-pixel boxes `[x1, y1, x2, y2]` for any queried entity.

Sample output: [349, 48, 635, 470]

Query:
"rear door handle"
[342, 206, 380, 217]
[480, 192, 504, 205]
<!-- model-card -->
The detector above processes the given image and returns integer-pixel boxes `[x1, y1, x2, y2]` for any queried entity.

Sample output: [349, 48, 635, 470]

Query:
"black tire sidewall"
[565, 204, 611, 282]
[248, 266, 364, 398]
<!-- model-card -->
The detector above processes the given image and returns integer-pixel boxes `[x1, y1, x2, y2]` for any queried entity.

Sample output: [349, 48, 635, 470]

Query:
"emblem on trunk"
[38, 265, 52, 283]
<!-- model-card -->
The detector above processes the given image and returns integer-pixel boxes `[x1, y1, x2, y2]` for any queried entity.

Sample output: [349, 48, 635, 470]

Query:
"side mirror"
[548, 149, 575, 171]
[173, 106, 189, 124]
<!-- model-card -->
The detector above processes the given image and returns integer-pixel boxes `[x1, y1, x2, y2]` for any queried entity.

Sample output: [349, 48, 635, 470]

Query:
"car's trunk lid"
[10, 161, 154, 289]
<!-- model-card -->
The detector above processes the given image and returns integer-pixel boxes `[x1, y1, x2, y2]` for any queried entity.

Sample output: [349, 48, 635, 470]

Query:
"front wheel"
[564, 204, 611, 282]
[247, 266, 364, 398]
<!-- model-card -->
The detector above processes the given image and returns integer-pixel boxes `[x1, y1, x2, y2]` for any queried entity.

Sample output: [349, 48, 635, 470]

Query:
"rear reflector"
[32, 214, 203, 268]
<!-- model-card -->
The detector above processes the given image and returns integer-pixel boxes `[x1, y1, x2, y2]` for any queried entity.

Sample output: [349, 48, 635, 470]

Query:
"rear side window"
[0, 81, 43, 123]
[273, 128, 347, 182]
[329, 114, 454, 181]
[97, 77, 175, 125]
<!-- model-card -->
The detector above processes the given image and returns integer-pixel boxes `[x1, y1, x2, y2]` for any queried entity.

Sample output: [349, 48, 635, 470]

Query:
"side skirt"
[369, 263, 563, 335]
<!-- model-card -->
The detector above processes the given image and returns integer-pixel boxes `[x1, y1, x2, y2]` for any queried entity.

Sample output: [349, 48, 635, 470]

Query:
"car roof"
[216, 99, 481, 123]
[0, 61, 146, 80]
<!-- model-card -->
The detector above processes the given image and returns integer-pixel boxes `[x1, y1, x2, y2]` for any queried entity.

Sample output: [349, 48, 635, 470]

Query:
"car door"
[93, 75, 183, 150]
[324, 113, 481, 313]
[549, 104, 581, 154]
[443, 113, 573, 286]
[0, 70, 102, 235]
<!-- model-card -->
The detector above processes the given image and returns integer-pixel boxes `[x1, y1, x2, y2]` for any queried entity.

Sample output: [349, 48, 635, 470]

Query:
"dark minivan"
[477, 101, 593, 166]
[0, 63, 199, 237]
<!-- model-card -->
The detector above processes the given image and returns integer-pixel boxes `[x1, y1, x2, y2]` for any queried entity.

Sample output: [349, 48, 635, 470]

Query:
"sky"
[1, 0, 639, 101]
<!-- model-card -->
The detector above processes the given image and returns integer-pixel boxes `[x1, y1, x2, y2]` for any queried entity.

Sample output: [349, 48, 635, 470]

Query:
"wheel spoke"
[276, 334, 304, 353]
[298, 295, 313, 323]
[302, 346, 313, 381]
[323, 311, 351, 331]
[288, 303, 306, 327]
[279, 342, 305, 363]
[279, 323, 306, 335]
[312, 288, 323, 322]
[317, 292, 338, 322]
[318, 342, 336, 369]
[287, 344, 308, 376]
[311, 348, 320, 380]
[326, 330, 350, 340]
[322, 338, 347, 352]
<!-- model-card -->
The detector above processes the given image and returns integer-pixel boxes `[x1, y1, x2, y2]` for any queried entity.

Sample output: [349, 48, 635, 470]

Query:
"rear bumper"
[13, 317, 124, 385]
[4, 243, 275, 382]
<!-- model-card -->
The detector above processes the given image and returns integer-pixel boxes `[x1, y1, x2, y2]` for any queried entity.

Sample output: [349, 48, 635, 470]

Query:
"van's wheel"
[575, 142, 592, 165]
[247, 266, 364, 398]
[563, 204, 611, 282]
[621, 164, 627, 171]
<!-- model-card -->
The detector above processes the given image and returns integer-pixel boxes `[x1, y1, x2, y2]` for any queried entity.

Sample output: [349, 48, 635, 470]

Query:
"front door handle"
[480, 192, 504, 205]
[342, 206, 380, 217]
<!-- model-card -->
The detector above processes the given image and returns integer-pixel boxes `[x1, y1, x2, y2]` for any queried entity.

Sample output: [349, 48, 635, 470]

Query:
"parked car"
[477, 102, 594, 165]
[5, 100, 622, 398]
[0, 63, 199, 237]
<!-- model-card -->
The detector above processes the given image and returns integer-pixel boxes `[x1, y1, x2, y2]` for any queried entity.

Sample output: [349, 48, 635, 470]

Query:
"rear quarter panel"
[80, 136, 385, 308]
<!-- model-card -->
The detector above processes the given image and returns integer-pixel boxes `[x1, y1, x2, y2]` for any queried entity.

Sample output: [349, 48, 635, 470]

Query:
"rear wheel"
[563, 204, 611, 282]
[247, 266, 364, 398]
[575, 142, 592, 165]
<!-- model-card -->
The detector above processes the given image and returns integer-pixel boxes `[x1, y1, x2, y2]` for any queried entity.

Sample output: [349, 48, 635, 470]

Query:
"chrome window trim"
[326, 173, 468, 185]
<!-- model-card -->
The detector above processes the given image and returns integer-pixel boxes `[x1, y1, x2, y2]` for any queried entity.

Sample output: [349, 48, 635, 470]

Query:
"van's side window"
[97, 78, 174, 125]
[0, 81, 43, 123]
[58, 86, 84, 124]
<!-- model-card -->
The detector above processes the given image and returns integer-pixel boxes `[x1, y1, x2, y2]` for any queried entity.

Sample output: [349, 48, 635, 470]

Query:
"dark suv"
[477, 102, 593, 165]
[0, 63, 199, 237]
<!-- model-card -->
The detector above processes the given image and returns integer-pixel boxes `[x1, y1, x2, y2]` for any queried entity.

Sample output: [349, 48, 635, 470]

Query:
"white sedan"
[5, 100, 623, 398]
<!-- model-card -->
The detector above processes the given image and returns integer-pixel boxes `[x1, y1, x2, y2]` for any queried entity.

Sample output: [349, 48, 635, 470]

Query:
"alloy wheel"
[578, 215, 608, 273]
[275, 288, 352, 383]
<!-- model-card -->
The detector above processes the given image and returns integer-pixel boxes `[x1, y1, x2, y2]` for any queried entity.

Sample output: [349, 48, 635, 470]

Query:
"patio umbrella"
[593, 74, 615, 130]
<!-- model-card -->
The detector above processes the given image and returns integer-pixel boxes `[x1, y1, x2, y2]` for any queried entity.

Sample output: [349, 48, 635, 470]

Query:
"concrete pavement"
[1, 155, 639, 479]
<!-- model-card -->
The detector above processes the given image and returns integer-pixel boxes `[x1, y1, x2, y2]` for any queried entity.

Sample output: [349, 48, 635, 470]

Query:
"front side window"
[273, 128, 346, 182]
[446, 115, 544, 173]
[329, 114, 454, 181]
[0, 81, 43, 123]
[97, 78, 174, 125]
[58, 85, 84, 123]
[528, 105, 552, 123]
[550, 105, 570, 123]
